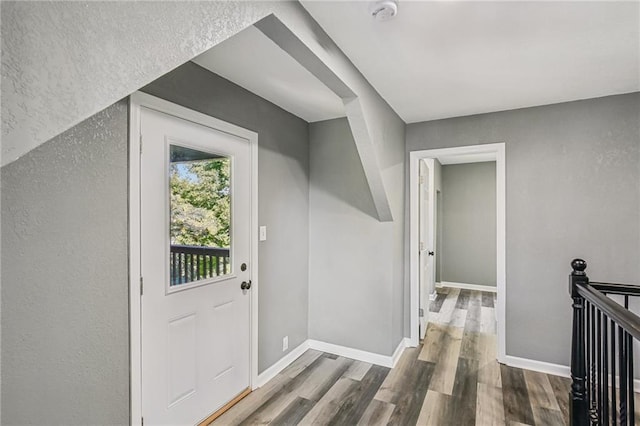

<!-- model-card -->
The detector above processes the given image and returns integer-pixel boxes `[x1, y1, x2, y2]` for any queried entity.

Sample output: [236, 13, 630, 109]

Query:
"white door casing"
[418, 159, 430, 339]
[129, 92, 259, 426]
[409, 143, 506, 363]
[418, 158, 438, 339]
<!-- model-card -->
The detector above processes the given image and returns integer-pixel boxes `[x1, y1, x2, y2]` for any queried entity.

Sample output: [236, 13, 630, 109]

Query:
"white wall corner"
[308, 338, 408, 369]
[343, 98, 394, 222]
[255, 340, 311, 389]
[255, 14, 394, 223]
[254, 338, 411, 391]
[390, 338, 411, 368]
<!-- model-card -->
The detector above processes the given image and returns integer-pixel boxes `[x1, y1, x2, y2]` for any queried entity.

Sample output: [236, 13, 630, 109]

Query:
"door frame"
[129, 92, 259, 425]
[418, 158, 435, 339]
[409, 143, 506, 363]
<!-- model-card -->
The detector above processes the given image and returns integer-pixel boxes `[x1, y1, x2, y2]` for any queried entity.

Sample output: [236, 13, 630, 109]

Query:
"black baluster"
[586, 300, 593, 422]
[170, 251, 174, 285]
[619, 327, 627, 425]
[627, 332, 634, 426]
[597, 309, 602, 423]
[216, 256, 221, 276]
[173, 251, 177, 285]
[622, 299, 630, 424]
[570, 259, 589, 426]
[611, 321, 617, 425]
[602, 314, 609, 426]
[591, 303, 598, 422]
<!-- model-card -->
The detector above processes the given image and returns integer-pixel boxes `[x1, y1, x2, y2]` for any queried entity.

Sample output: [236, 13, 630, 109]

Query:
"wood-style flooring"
[213, 287, 572, 425]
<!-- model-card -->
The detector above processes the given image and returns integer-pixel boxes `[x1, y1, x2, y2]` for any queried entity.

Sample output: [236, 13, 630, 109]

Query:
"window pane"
[169, 145, 231, 286]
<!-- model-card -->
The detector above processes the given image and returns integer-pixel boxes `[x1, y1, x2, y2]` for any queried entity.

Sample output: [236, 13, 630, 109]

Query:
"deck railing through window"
[569, 259, 640, 425]
[170, 245, 230, 285]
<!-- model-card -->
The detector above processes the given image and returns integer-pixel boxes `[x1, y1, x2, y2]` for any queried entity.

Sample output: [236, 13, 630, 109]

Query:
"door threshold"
[199, 387, 251, 426]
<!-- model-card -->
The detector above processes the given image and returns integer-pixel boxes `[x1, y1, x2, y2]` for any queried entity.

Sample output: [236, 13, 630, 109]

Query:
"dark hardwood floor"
[213, 287, 579, 425]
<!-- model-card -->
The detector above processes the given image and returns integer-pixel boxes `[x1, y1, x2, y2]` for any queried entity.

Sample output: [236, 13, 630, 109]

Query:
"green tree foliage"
[170, 158, 230, 248]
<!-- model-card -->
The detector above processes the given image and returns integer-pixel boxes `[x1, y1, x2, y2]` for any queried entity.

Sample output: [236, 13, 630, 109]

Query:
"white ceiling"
[193, 25, 345, 123]
[300, 1, 640, 123]
[194, 2, 639, 125]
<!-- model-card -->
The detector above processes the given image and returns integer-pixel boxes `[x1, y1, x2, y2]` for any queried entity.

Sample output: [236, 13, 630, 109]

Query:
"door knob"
[241, 280, 252, 290]
[428, 251, 435, 256]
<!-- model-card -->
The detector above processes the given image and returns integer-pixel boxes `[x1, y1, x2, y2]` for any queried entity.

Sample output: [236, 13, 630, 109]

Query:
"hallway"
[213, 288, 575, 425]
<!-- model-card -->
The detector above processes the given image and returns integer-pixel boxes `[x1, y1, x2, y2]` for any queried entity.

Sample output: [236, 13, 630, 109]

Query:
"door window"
[169, 144, 232, 286]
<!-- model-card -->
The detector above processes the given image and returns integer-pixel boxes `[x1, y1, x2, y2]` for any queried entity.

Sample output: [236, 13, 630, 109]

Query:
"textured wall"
[1, 0, 275, 166]
[1, 100, 129, 425]
[407, 93, 640, 365]
[2, 1, 400, 237]
[441, 162, 497, 286]
[309, 116, 405, 356]
[142, 62, 310, 373]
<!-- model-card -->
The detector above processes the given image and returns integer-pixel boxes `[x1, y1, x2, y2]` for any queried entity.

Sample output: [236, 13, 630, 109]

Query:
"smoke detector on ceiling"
[370, 0, 398, 22]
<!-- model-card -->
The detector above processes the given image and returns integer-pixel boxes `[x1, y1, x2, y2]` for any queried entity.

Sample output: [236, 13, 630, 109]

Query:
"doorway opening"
[409, 143, 506, 363]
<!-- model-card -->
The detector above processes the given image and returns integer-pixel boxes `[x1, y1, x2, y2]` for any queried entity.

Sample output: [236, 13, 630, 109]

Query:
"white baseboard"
[438, 281, 497, 293]
[255, 340, 310, 388]
[255, 337, 410, 389]
[502, 355, 570, 378]
[504, 355, 640, 391]
[308, 338, 410, 369]
[391, 338, 411, 367]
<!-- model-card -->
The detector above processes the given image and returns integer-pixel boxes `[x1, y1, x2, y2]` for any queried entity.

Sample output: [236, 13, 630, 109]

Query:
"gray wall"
[142, 62, 310, 373]
[1, 61, 310, 424]
[407, 93, 640, 365]
[1, 101, 130, 425]
[441, 162, 497, 286]
[309, 116, 405, 356]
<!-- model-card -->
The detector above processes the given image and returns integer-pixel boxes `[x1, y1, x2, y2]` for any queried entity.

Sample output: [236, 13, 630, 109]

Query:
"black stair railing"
[570, 259, 640, 425]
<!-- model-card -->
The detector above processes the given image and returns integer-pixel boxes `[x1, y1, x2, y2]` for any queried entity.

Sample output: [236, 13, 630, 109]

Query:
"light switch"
[259, 226, 267, 241]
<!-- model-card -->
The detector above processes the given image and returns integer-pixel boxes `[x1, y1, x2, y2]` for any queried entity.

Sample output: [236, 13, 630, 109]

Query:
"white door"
[418, 160, 430, 339]
[140, 107, 252, 425]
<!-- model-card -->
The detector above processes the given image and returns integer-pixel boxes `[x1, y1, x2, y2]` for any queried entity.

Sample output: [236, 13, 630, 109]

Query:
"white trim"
[504, 356, 640, 391]
[250, 114, 260, 391]
[409, 154, 419, 347]
[255, 340, 310, 388]
[308, 338, 410, 369]
[409, 143, 506, 362]
[391, 338, 412, 367]
[128, 92, 259, 425]
[429, 291, 437, 301]
[254, 338, 409, 390]
[503, 355, 570, 378]
[128, 97, 142, 426]
[438, 281, 498, 293]
[496, 143, 506, 362]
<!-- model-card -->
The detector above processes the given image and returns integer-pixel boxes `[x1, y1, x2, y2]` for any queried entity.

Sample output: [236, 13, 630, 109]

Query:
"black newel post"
[569, 258, 589, 426]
